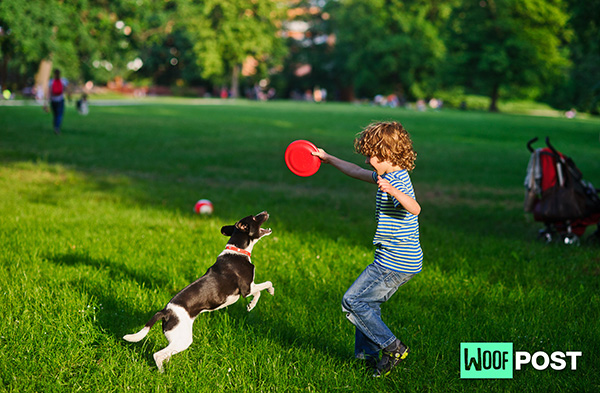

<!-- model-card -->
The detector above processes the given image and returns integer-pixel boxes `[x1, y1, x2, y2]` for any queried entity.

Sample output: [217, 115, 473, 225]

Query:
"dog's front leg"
[246, 281, 274, 311]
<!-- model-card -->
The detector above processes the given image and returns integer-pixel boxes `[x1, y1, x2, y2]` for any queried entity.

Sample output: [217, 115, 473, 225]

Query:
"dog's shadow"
[47, 252, 178, 368]
[49, 252, 173, 289]
[47, 252, 349, 370]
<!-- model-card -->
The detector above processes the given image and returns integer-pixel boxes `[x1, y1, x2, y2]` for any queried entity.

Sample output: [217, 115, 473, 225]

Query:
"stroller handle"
[545, 137, 562, 159]
[527, 137, 539, 153]
[527, 137, 565, 164]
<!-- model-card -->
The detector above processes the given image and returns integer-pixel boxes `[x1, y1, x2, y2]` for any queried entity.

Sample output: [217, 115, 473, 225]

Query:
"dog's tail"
[123, 309, 168, 342]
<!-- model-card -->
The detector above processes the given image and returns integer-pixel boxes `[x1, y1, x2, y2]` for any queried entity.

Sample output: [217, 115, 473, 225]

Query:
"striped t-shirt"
[372, 170, 423, 273]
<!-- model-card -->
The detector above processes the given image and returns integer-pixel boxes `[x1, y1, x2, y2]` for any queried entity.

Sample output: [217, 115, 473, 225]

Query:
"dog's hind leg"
[246, 281, 274, 311]
[153, 305, 194, 372]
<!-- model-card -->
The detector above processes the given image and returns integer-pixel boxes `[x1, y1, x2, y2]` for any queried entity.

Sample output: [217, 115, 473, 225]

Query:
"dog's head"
[221, 211, 272, 250]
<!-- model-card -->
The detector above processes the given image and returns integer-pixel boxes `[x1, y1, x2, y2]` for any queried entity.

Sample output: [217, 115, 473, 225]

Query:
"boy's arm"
[377, 176, 421, 216]
[312, 149, 375, 183]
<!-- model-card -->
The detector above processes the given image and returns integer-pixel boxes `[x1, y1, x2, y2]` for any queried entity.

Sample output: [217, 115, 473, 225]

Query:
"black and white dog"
[123, 211, 274, 372]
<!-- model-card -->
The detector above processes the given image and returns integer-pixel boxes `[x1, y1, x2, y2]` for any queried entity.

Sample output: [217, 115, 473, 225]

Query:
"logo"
[461, 342, 513, 379]
[460, 342, 582, 379]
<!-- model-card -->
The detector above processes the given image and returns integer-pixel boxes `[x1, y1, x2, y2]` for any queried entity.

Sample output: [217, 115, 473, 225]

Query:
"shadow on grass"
[47, 252, 173, 290]
[46, 252, 172, 368]
[226, 299, 350, 363]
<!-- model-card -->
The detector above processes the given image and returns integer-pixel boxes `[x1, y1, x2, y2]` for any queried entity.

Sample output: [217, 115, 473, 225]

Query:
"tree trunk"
[338, 85, 355, 102]
[489, 82, 500, 112]
[230, 64, 240, 98]
[35, 59, 53, 100]
[394, 83, 406, 106]
[0, 55, 8, 89]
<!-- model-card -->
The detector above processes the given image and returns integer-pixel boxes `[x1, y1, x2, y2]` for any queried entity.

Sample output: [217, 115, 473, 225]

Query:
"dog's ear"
[235, 221, 249, 233]
[221, 225, 235, 236]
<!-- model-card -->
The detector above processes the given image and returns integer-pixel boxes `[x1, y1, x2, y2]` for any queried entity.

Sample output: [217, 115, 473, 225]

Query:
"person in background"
[47, 69, 68, 134]
[77, 93, 89, 115]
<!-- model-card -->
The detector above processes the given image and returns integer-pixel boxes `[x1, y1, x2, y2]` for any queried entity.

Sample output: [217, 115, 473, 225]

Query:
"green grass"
[1, 100, 599, 392]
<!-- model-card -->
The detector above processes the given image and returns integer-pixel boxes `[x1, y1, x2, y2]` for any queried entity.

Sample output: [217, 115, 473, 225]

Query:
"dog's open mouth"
[259, 227, 272, 237]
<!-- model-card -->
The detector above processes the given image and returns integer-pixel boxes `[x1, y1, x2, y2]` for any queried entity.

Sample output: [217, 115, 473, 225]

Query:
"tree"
[0, 0, 147, 87]
[329, 0, 453, 101]
[445, 0, 571, 111]
[135, 28, 206, 88]
[267, 1, 342, 99]
[557, 0, 600, 113]
[0, 0, 62, 88]
[177, 0, 287, 98]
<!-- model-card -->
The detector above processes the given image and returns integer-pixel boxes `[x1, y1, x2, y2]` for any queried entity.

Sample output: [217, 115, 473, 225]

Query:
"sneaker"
[364, 354, 379, 370]
[373, 340, 409, 377]
[355, 353, 379, 371]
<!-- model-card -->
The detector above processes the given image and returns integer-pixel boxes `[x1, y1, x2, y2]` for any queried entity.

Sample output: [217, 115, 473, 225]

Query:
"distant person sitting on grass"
[47, 69, 68, 134]
[312, 121, 423, 377]
[77, 93, 89, 115]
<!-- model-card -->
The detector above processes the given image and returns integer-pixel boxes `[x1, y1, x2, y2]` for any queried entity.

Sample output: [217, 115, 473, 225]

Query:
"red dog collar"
[225, 244, 251, 257]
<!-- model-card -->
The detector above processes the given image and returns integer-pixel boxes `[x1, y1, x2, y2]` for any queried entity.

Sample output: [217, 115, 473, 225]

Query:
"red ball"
[194, 199, 213, 214]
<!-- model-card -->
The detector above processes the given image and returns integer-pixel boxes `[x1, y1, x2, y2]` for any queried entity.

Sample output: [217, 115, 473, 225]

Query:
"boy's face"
[366, 156, 390, 175]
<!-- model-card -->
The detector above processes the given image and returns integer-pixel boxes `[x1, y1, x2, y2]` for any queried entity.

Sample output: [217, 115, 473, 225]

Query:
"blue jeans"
[51, 99, 65, 130]
[342, 262, 414, 359]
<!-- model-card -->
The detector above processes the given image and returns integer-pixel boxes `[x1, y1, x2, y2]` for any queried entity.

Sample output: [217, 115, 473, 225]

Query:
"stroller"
[524, 137, 600, 245]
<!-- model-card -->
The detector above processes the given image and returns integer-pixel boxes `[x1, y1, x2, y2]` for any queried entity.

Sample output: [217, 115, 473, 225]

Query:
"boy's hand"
[377, 175, 422, 215]
[377, 176, 394, 194]
[312, 148, 329, 163]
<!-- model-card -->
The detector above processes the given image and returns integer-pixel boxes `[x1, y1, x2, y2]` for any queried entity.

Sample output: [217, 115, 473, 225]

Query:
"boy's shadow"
[225, 288, 349, 362]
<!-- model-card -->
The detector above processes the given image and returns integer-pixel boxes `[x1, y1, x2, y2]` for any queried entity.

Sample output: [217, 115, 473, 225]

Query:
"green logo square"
[460, 342, 513, 379]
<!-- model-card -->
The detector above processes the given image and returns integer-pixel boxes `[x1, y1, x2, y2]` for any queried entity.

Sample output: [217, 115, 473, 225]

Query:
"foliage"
[444, 0, 572, 111]
[176, 0, 287, 96]
[547, 0, 600, 113]
[0, 0, 285, 92]
[329, 0, 453, 100]
[0, 0, 143, 84]
[271, 0, 338, 99]
[135, 28, 205, 87]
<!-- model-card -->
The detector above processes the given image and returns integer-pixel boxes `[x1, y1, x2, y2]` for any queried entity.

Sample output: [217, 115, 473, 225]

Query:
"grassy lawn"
[1, 99, 599, 392]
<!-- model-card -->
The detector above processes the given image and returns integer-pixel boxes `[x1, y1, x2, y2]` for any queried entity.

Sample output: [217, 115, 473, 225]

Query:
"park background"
[0, 0, 599, 114]
[1, 1, 600, 392]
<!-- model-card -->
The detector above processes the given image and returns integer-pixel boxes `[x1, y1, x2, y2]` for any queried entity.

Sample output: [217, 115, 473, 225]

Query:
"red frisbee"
[285, 140, 321, 177]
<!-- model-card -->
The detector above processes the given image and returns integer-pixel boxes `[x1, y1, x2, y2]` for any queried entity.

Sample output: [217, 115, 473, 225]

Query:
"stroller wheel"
[562, 233, 580, 246]
[538, 228, 553, 243]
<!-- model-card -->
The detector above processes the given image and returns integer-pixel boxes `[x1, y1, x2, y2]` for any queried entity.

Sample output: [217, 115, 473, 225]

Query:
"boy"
[312, 121, 422, 377]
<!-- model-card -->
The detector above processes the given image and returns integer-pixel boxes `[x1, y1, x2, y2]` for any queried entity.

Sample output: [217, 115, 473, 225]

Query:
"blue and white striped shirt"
[372, 170, 423, 273]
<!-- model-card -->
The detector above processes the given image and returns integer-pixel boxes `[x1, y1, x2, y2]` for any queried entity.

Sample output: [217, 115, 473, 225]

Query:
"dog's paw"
[247, 302, 256, 312]
[268, 286, 275, 296]
[154, 354, 165, 373]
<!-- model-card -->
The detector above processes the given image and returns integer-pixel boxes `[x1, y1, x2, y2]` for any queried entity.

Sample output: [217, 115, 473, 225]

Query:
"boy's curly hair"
[354, 121, 417, 171]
